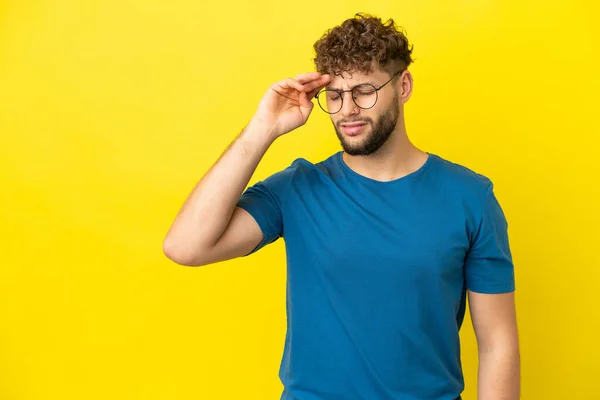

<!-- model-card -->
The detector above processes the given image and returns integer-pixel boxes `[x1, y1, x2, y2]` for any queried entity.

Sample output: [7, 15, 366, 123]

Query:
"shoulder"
[254, 153, 338, 191]
[290, 152, 339, 175]
[428, 154, 507, 237]
[430, 153, 494, 198]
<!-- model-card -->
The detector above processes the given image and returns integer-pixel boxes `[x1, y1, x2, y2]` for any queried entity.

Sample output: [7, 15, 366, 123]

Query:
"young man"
[163, 13, 520, 400]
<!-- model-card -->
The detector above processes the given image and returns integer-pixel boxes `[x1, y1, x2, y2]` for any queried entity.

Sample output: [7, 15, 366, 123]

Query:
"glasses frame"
[315, 69, 404, 114]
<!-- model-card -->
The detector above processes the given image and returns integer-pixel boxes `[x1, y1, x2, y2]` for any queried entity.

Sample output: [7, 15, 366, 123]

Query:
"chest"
[282, 186, 471, 284]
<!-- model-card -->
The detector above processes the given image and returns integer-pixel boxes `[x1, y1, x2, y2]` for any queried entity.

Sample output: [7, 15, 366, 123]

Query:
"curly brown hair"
[313, 13, 414, 77]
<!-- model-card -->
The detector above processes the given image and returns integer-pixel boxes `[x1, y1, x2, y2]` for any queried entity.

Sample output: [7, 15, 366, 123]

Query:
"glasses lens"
[352, 84, 377, 109]
[318, 90, 343, 114]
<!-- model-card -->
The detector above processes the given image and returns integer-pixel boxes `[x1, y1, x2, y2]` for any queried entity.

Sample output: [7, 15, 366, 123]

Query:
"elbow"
[162, 237, 206, 267]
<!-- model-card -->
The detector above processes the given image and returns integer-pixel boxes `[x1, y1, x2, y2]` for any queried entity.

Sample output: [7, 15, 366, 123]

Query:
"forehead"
[327, 68, 389, 89]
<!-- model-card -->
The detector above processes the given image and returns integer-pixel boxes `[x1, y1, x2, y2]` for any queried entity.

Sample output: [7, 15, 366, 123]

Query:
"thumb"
[299, 91, 313, 109]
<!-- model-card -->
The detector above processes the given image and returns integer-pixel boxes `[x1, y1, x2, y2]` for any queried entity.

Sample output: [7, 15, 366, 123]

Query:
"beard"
[333, 95, 400, 156]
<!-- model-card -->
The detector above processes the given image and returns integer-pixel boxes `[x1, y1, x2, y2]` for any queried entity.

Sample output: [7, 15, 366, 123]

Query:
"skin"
[323, 64, 429, 182]
[469, 291, 521, 400]
[325, 65, 520, 399]
[164, 65, 520, 399]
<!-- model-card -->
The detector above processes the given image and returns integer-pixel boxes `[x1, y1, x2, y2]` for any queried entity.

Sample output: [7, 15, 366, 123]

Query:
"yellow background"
[1, 0, 599, 399]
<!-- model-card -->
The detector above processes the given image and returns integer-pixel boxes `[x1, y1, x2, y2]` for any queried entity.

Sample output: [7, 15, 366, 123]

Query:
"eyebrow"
[326, 81, 376, 91]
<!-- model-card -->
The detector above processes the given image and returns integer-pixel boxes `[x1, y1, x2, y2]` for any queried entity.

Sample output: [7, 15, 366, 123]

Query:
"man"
[163, 13, 520, 400]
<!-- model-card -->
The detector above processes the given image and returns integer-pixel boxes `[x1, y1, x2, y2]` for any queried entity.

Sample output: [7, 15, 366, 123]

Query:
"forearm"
[477, 346, 520, 400]
[163, 120, 276, 263]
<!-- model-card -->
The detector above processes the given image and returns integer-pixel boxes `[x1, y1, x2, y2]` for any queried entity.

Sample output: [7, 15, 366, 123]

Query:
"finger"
[294, 72, 321, 84]
[307, 83, 329, 100]
[299, 91, 313, 109]
[273, 77, 304, 92]
[306, 76, 332, 100]
[307, 86, 326, 101]
[285, 77, 305, 92]
[302, 74, 332, 93]
[294, 72, 333, 85]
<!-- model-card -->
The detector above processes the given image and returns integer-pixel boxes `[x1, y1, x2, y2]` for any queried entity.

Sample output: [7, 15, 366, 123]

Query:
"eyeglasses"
[314, 70, 403, 114]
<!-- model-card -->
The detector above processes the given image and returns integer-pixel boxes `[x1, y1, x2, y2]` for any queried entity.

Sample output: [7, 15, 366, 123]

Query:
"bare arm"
[163, 123, 275, 266]
[469, 290, 521, 400]
[163, 72, 331, 266]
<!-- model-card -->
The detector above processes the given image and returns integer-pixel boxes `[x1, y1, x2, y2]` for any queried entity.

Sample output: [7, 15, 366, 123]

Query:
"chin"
[344, 147, 376, 156]
[342, 140, 375, 156]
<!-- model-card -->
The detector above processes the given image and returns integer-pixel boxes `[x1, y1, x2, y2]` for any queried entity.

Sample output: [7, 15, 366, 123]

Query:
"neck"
[342, 123, 428, 182]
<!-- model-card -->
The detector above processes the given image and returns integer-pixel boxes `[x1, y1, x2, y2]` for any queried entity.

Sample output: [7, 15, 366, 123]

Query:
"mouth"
[340, 121, 369, 136]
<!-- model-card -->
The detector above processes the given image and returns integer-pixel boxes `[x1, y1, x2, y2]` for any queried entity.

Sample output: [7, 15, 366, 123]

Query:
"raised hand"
[252, 72, 332, 138]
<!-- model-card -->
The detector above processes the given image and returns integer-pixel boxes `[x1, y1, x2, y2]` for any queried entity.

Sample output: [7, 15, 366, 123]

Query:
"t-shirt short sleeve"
[236, 171, 288, 256]
[464, 182, 516, 294]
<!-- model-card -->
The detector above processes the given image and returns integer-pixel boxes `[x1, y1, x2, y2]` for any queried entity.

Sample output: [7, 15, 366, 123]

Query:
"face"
[325, 68, 403, 156]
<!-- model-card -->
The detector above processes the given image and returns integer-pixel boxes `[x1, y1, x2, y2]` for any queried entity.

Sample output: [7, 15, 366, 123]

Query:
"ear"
[399, 71, 413, 103]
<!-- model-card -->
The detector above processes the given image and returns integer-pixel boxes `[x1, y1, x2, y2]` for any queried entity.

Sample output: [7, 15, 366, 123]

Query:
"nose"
[339, 92, 359, 117]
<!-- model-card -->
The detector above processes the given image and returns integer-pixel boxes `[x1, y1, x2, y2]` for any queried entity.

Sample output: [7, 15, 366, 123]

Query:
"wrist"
[245, 117, 279, 143]
[240, 119, 277, 152]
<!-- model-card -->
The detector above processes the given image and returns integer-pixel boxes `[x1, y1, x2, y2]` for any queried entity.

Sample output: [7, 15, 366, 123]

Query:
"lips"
[340, 122, 368, 136]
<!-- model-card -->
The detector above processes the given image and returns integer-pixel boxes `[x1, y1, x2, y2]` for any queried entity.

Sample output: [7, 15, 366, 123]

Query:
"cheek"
[373, 94, 394, 110]
[361, 111, 378, 124]
[368, 102, 392, 120]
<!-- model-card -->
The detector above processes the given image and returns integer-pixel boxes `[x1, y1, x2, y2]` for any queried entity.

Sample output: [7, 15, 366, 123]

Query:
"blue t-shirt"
[236, 151, 515, 400]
